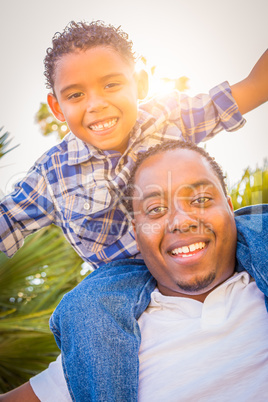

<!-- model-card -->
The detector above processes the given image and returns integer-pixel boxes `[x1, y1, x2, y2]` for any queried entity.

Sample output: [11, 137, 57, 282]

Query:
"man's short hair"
[124, 140, 228, 215]
[44, 20, 135, 91]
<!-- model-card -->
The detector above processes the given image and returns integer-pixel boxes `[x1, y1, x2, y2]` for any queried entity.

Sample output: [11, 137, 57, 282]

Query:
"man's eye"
[68, 92, 84, 100]
[147, 206, 167, 215]
[192, 197, 211, 205]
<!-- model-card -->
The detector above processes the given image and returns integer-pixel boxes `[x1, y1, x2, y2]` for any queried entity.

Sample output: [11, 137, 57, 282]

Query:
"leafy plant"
[35, 103, 69, 139]
[0, 225, 90, 392]
[0, 127, 19, 161]
[230, 160, 268, 210]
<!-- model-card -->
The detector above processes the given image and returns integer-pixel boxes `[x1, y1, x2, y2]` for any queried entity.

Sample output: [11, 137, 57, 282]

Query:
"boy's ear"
[47, 93, 66, 122]
[135, 70, 149, 100]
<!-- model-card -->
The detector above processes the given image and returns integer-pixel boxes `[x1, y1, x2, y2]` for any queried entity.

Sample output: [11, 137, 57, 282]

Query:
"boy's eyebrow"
[100, 73, 128, 80]
[60, 73, 129, 95]
[138, 180, 216, 202]
[60, 84, 83, 95]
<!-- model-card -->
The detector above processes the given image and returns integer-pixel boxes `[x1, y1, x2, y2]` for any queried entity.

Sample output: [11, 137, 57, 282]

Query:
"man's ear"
[131, 218, 140, 251]
[227, 196, 234, 214]
[135, 70, 149, 100]
[47, 93, 66, 122]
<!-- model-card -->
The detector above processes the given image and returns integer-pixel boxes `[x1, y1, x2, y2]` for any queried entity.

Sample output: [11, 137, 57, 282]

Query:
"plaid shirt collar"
[66, 119, 144, 166]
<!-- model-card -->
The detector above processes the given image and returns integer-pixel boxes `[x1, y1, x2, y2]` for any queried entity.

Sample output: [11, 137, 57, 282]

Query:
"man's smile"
[170, 241, 206, 257]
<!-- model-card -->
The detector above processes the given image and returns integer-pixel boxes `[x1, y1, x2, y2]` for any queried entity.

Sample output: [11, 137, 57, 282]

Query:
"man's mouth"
[89, 118, 118, 132]
[170, 242, 206, 258]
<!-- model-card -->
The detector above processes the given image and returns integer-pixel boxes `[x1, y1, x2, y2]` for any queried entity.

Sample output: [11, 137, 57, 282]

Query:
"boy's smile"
[132, 149, 237, 302]
[48, 46, 143, 154]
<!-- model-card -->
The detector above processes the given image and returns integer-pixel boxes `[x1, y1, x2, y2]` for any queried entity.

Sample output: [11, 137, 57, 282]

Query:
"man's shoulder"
[235, 204, 268, 218]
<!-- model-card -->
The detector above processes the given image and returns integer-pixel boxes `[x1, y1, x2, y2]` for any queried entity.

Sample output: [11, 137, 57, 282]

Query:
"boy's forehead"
[53, 45, 135, 91]
[57, 46, 134, 71]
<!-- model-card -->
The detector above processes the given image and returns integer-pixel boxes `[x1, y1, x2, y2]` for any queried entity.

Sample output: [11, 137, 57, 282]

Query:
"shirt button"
[84, 202, 90, 210]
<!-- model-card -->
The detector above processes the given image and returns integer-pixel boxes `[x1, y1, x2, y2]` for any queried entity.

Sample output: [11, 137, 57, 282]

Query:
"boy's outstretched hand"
[231, 49, 268, 115]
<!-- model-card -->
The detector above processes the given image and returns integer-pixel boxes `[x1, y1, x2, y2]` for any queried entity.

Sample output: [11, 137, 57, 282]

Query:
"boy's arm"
[0, 382, 39, 402]
[0, 166, 55, 257]
[230, 49, 268, 115]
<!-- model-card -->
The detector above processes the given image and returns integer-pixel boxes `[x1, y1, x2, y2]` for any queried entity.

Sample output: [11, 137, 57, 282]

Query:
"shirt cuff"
[209, 81, 246, 132]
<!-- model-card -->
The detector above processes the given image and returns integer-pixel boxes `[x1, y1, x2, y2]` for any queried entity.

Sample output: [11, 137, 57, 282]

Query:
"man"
[2, 141, 268, 401]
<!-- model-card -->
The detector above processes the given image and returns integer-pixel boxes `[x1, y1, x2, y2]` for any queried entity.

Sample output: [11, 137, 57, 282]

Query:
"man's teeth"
[171, 242, 206, 256]
[89, 118, 117, 131]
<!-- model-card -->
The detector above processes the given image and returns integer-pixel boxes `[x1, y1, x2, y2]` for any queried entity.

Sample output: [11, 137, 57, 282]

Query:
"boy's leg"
[235, 204, 268, 308]
[50, 259, 156, 402]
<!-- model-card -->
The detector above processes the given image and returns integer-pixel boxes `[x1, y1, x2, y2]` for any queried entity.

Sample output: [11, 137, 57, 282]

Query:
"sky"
[0, 0, 267, 197]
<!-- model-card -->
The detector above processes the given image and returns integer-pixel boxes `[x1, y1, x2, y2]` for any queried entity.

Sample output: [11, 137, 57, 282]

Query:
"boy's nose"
[86, 94, 109, 113]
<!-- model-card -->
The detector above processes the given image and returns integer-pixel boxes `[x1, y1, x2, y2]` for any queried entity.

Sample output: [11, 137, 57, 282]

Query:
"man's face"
[132, 149, 237, 301]
[48, 46, 141, 154]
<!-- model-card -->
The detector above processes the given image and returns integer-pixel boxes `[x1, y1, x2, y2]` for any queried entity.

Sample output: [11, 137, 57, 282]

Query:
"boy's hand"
[230, 49, 268, 115]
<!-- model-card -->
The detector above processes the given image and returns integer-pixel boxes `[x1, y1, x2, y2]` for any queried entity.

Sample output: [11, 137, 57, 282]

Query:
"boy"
[0, 20, 267, 267]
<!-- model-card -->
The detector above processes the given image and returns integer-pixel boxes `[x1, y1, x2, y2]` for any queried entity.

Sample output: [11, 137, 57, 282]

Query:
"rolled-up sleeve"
[162, 81, 246, 143]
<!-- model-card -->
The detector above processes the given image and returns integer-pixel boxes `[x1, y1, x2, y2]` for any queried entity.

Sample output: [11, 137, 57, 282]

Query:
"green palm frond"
[0, 127, 19, 160]
[0, 225, 91, 392]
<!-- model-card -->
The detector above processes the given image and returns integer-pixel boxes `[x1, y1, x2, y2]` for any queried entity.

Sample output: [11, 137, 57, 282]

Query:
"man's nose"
[86, 93, 109, 113]
[167, 207, 198, 233]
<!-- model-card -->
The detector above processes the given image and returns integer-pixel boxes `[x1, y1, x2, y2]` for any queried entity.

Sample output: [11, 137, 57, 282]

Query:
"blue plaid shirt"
[0, 82, 245, 268]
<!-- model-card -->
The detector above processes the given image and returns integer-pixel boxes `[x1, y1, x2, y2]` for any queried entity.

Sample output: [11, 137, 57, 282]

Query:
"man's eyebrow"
[138, 180, 216, 202]
[188, 180, 216, 189]
[140, 191, 163, 202]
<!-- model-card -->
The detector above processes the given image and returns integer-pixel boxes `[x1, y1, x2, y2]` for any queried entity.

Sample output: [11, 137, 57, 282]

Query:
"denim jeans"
[50, 205, 268, 401]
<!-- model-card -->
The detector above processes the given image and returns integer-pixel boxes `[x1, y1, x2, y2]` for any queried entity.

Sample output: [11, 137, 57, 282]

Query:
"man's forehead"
[134, 150, 218, 187]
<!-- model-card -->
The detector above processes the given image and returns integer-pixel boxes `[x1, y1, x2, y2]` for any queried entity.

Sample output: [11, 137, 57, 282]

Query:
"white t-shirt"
[30, 272, 268, 401]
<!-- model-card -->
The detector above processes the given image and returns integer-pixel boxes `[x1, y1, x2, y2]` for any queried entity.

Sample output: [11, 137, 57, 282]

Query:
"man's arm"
[230, 49, 268, 115]
[0, 382, 39, 402]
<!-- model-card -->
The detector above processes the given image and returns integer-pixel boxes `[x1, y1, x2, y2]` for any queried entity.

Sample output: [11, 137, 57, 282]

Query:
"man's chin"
[175, 271, 216, 294]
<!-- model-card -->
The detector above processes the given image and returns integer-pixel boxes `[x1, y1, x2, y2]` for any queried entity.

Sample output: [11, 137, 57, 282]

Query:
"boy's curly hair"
[124, 140, 228, 216]
[44, 20, 135, 91]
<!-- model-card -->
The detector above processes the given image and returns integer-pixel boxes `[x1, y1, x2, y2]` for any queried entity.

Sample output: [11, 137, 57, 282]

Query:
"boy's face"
[48, 46, 143, 153]
[132, 149, 237, 302]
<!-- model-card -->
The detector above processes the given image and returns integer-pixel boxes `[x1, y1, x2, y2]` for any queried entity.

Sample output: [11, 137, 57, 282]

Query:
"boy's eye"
[104, 82, 121, 89]
[192, 196, 211, 205]
[67, 92, 84, 100]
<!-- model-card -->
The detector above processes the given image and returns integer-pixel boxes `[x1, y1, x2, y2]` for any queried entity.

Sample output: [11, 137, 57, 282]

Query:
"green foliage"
[230, 160, 268, 210]
[0, 127, 19, 161]
[0, 225, 90, 392]
[35, 103, 69, 139]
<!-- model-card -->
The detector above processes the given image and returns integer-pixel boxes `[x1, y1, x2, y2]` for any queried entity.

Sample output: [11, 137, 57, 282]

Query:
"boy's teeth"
[171, 242, 206, 256]
[90, 118, 117, 131]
